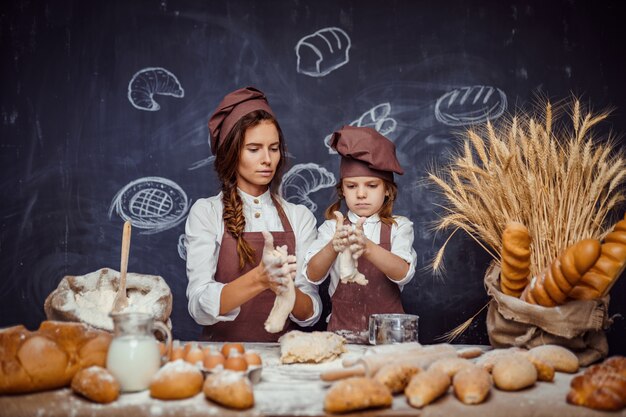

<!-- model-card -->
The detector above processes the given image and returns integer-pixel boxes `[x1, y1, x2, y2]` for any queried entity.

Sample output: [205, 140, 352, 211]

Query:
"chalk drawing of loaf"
[128, 67, 185, 111]
[435, 85, 507, 126]
[295, 27, 351, 77]
[109, 177, 189, 234]
[279, 163, 336, 212]
[324, 103, 397, 154]
[177, 234, 187, 261]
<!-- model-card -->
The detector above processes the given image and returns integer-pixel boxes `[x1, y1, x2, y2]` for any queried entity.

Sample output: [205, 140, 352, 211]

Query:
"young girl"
[304, 126, 416, 342]
[185, 87, 321, 342]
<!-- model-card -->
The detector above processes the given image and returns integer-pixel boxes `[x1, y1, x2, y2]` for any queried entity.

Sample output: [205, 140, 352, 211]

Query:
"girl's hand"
[349, 217, 367, 259]
[261, 232, 293, 295]
[332, 211, 350, 253]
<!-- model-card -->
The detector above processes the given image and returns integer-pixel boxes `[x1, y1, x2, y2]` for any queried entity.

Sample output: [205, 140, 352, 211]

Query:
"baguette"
[571, 214, 626, 299]
[0, 321, 112, 394]
[500, 222, 531, 297]
[522, 239, 601, 306]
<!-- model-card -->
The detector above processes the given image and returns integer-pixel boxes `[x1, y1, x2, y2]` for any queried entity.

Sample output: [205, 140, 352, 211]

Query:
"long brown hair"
[324, 179, 398, 226]
[214, 110, 288, 269]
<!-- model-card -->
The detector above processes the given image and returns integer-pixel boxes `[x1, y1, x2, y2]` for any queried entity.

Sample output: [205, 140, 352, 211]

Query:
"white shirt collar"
[237, 188, 272, 205]
[347, 210, 380, 224]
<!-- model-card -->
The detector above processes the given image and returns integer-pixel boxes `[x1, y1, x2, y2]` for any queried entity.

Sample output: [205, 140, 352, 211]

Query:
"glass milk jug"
[106, 312, 171, 392]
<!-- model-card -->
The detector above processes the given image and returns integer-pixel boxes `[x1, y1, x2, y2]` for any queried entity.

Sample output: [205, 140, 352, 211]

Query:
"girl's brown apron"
[327, 221, 405, 335]
[201, 209, 295, 342]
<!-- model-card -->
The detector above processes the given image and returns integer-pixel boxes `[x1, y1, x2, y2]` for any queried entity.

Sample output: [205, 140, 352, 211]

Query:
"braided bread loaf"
[499, 222, 531, 297]
[567, 355, 626, 411]
[521, 239, 601, 307]
[570, 214, 626, 300]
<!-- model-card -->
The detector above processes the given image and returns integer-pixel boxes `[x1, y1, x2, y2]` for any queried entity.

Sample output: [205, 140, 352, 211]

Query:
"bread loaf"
[404, 369, 450, 409]
[567, 355, 626, 411]
[528, 344, 579, 373]
[203, 370, 254, 410]
[0, 321, 112, 394]
[521, 239, 601, 306]
[71, 366, 120, 404]
[453, 366, 491, 404]
[520, 352, 555, 382]
[324, 377, 392, 413]
[571, 214, 626, 299]
[500, 222, 531, 297]
[150, 359, 203, 400]
[374, 363, 420, 394]
[492, 354, 537, 391]
[475, 347, 527, 373]
[428, 357, 474, 378]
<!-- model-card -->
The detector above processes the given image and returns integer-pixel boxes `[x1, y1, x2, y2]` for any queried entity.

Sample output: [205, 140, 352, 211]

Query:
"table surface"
[0, 343, 624, 417]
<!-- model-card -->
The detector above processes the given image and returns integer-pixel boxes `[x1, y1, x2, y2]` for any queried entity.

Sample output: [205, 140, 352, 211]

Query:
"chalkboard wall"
[1, 0, 625, 353]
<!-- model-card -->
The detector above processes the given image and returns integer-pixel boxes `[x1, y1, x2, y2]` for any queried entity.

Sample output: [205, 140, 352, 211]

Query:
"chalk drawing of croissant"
[279, 163, 336, 212]
[128, 67, 185, 111]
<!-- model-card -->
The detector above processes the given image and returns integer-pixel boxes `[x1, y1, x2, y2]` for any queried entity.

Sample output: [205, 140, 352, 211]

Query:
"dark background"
[1, 0, 624, 353]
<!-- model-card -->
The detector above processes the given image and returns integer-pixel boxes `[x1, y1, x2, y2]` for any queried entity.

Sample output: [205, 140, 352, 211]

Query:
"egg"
[170, 345, 185, 361]
[221, 343, 245, 357]
[202, 346, 225, 369]
[224, 351, 248, 371]
[244, 351, 262, 366]
[185, 343, 204, 365]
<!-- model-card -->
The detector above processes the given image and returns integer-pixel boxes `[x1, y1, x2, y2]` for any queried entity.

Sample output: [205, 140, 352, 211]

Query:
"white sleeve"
[389, 216, 417, 289]
[185, 199, 240, 325]
[302, 219, 336, 285]
[288, 204, 322, 327]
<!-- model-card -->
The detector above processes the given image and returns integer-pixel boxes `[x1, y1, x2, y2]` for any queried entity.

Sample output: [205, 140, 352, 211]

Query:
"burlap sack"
[485, 262, 611, 366]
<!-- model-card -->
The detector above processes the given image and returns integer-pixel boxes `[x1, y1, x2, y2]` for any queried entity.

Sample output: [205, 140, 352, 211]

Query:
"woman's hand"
[261, 231, 296, 295]
[332, 211, 351, 253]
[348, 217, 367, 259]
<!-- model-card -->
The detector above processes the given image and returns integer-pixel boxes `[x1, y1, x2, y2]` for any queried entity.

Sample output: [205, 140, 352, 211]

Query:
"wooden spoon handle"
[119, 220, 132, 289]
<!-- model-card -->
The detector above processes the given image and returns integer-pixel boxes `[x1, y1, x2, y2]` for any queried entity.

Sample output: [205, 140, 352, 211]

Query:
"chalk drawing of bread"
[280, 163, 336, 212]
[435, 85, 507, 126]
[295, 27, 351, 77]
[128, 67, 185, 111]
[109, 177, 189, 234]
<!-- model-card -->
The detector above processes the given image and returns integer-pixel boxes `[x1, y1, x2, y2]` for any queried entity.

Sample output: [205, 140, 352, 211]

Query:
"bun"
[522, 239, 601, 306]
[453, 366, 491, 404]
[500, 222, 531, 297]
[571, 215, 626, 299]
[567, 355, 626, 411]
[428, 357, 474, 378]
[492, 354, 537, 391]
[404, 369, 450, 409]
[324, 377, 392, 413]
[528, 345, 579, 373]
[373, 363, 420, 394]
[0, 321, 111, 394]
[203, 370, 254, 410]
[149, 359, 203, 400]
[71, 366, 120, 404]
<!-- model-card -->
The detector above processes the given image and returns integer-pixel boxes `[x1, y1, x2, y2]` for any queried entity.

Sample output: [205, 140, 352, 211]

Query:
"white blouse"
[185, 189, 321, 327]
[303, 211, 417, 298]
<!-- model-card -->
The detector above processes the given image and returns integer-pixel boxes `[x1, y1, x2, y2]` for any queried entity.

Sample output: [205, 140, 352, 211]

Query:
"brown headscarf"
[208, 87, 274, 155]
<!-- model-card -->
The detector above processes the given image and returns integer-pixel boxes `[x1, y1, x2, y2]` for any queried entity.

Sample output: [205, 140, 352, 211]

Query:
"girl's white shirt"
[184, 188, 321, 326]
[303, 211, 417, 297]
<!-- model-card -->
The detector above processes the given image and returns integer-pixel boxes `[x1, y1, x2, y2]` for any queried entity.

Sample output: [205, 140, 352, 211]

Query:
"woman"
[185, 87, 321, 341]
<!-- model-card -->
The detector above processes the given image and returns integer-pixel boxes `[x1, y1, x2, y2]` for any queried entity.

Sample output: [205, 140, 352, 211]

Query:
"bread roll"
[324, 377, 392, 413]
[150, 359, 203, 400]
[404, 369, 450, 409]
[475, 347, 527, 373]
[500, 222, 531, 297]
[374, 363, 420, 394]
[519, 352, 555, 382]
[429, 357, 474, 378]
[571, 215, 626, 299]
[492, 354, 537, 391]
[528, 344, 579, 373]
[71, 366, 120, 404]
[522, 239, 601, 306]
[453, 366, 491, 404]
[0, 321, 111, 394]
[203, 370, 254, 410]
[567, 355, 626, 411]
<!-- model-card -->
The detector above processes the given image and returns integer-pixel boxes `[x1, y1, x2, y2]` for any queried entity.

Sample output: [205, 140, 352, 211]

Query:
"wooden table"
[0, 343, 624, 417]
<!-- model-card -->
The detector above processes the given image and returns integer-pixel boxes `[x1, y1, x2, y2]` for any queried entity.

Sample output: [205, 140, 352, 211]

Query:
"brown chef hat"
[330, 126, 404, 182]
[208, 87, 274, 155]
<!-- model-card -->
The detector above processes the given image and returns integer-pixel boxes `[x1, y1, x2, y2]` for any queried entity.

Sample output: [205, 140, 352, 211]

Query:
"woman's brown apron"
[201, 209, 295, 342]
[327, 221, 404, 335]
